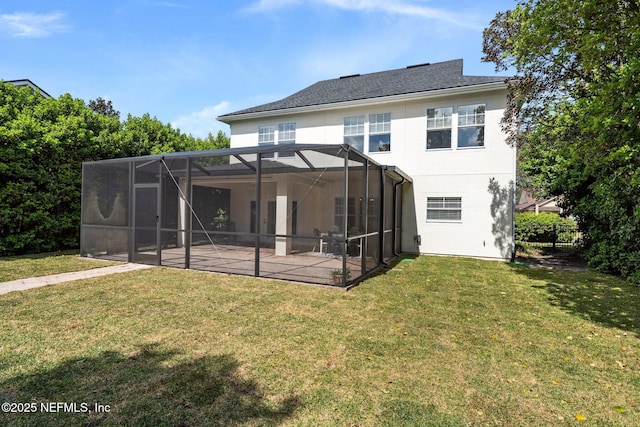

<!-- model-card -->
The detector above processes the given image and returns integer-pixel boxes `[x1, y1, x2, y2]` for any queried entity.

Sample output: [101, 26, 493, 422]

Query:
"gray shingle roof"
[218, 59, 506, 121]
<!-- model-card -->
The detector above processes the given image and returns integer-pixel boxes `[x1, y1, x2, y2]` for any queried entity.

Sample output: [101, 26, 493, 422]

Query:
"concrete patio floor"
[93, 244, 366, 286]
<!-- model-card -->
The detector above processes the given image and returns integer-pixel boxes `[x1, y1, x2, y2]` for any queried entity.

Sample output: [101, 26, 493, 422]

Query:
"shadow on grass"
[511, 264, 640, 338]
[0, 344, 300, 426]
[346, 253, 420, 289]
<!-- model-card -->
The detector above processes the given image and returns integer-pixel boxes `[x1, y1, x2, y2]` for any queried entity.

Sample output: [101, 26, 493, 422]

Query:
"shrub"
[515, 212, 577, 244]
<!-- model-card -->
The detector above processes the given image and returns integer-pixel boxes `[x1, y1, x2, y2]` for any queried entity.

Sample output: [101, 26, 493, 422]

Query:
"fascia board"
[217, 81, 507, 123]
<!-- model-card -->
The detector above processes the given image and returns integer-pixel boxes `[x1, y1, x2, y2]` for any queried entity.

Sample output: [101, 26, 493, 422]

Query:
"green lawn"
[0, 251, 119, 282]
[0, 254, 638, 426]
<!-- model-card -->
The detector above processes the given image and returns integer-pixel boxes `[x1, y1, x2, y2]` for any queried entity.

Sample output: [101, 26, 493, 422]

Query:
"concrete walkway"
[0, 263, 154, 295]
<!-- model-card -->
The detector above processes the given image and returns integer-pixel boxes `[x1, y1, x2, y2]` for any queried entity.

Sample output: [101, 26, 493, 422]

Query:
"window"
[427, 197, 462, 221]
[344, 114, 391, 153]
[369, 113, 391, 152]
[258, 125, 274, 144]
[344, 116, 364, 152]
[278, 122, 296, 157]
[457, 104, 485, 148]
[258, 125, 275, 158]
[426, 107, 452, 149]
[259, 123, 297, 158]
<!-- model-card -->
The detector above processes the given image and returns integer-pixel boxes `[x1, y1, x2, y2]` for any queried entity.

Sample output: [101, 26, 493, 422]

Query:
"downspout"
[379, 167, 387, 267]
[392, 176, 406, 257]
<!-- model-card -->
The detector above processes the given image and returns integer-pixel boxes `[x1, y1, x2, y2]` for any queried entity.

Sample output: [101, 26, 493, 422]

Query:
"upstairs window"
[278, 122, 296, 158]
[427, 197, 462, 221]
[344, 116, 364, 152]
[258, 125, 275, 158]
[426, 107, 452, 149]
[457, 104, 485, 148]
[368, 113, 391, 152]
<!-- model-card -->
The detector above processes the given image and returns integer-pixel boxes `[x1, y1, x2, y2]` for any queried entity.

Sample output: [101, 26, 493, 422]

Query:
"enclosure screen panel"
[81, 145, 405, 287]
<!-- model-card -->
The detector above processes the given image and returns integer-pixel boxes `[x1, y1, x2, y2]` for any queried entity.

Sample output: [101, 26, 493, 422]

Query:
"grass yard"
[0, 251, 119, 282]
[0, 254, 638, 426]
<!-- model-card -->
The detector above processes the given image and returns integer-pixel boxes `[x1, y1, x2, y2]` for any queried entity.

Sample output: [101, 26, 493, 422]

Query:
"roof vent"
[406, 62, 431, 69]
[339, 74, 360, 79]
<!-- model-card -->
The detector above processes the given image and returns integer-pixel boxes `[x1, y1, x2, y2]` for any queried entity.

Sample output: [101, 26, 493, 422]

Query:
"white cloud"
[244, 0, 482, 29]
[242, 0, 302, 13]
[171, 101, 231, 138]
[156, 2, 192, 9]
[0, 12, 67, 38]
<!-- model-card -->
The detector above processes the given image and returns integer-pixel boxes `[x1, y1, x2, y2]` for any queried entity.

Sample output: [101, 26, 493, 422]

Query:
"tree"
[88, 97, 120, 119]
[0, 88, 124, 254]
[483, 0, 640, 282]
[0, 82, 231, 256]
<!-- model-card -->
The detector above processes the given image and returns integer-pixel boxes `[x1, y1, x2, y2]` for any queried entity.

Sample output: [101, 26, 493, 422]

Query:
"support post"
[275, 176, 291, 256]
[127, 160, 134, 263]
[379, 168, 385, 262]
[362, 158, 369, 275]
[156, 160, 162, 266]
[185, 158, 192, 269]
[254, 154, 262, 277]
[342, 150, 349, 286]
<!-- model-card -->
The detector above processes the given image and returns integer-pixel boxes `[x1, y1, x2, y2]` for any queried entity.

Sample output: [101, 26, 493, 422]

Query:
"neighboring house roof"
[5, 79, 52, 99]
[516, 190, 562, 213]
[218, 59, 507, 122]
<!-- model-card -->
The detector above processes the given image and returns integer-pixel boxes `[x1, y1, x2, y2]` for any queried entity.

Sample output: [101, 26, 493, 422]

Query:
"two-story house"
[217, 59, 515, 261]
[80, 59, 515, 287]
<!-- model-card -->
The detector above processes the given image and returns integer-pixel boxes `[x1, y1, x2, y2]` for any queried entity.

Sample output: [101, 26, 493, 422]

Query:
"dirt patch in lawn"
[516, 249, 588, 272]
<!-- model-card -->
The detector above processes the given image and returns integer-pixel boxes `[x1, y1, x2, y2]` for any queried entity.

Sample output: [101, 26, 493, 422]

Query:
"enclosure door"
[133, 185, 159, 264]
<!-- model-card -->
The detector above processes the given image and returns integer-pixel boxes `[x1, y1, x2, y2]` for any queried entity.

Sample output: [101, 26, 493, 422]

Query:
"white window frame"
[258, 125, 275, 158]
[425, 103, 487, 151]
[343, 113, 392, 154]
[426, 107, 453, 150]
[368, 113, 391, 152]
[344, 115, 365, 152]
[278, 122, 296, 157]
[258, 122, 297, 158]
[457, 104, 485, 149]
[426, 197, 462, 222]
[258, 125, 275, 144]
[278, 122, 296, 144]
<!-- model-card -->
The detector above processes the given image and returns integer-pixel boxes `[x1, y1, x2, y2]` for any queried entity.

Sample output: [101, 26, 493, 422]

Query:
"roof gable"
[219, 59, 506, 121]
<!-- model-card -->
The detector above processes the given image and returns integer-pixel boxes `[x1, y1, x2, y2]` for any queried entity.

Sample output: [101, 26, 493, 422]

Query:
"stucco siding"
[228, 87, 515, 260]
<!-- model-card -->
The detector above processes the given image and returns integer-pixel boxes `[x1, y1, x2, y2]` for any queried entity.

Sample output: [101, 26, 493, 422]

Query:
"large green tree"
[0, 82, 230, 256]
[483, 0, 640, 282]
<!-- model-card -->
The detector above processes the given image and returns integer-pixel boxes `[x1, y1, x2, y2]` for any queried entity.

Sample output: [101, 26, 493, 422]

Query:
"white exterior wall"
[226, 87, 516, 260]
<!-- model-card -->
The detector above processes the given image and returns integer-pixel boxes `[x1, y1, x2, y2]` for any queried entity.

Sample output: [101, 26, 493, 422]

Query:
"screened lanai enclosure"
[81, 144, 410, 287]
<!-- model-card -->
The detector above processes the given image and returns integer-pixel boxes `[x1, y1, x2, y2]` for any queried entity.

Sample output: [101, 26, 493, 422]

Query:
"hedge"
[515, 212, 577, 244]
[0, 82, 229, 256]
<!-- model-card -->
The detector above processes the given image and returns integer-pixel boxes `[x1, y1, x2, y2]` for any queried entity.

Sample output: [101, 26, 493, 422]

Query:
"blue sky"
[1, 0, 515, 138]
